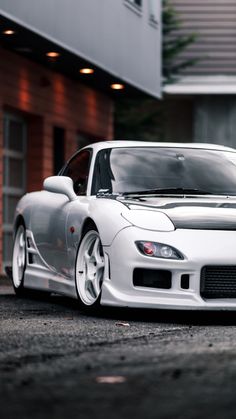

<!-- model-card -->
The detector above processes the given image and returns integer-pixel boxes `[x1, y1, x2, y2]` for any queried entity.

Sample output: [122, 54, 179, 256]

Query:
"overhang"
[0, 0, 161, 99]
[0, 12, 148, 99]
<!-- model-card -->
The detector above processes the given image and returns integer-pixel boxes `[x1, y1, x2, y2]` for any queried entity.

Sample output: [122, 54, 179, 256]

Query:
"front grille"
[201, 266, 236, 299]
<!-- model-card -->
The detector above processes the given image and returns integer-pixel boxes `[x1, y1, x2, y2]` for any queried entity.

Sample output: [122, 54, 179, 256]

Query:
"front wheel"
[75, 228, 105, 310]
[12, 224, 27, 296]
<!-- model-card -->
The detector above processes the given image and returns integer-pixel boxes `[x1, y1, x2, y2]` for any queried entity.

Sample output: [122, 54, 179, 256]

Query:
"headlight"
[121, 210, 174, 231]
[136, 241, 184, 260]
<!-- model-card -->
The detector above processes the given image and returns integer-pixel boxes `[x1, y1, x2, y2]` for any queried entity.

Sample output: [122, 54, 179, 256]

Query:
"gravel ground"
[1, 278, 236, 419]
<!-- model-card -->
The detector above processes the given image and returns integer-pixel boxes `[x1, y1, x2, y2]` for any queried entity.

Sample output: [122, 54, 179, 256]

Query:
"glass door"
[3, 113, 27, 269]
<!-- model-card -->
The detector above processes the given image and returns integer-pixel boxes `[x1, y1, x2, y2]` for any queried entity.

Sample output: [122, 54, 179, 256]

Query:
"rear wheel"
[12, 224, 27, 296]
[75, 228, 105, 310]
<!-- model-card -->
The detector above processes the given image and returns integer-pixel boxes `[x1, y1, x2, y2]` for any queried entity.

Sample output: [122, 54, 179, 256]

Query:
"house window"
[124, 0, 142, 14]
[133, 0, 142, 6]
[3, 113, 27, 268]
[126, 0, 142, 7]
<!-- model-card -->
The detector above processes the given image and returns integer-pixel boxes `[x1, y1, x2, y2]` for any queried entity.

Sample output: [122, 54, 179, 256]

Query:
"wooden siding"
[169, 0, 236, 75]
[0, 46, 114, 184]
[0, 47, 114, 271]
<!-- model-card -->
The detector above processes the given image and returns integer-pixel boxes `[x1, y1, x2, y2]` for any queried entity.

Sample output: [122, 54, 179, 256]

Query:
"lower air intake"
[201, 266, 236, 299]
[133, 268, 171, 289]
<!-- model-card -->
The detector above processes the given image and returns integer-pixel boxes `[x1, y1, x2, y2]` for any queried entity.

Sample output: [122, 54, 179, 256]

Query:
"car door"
[30, 149, 92, 278]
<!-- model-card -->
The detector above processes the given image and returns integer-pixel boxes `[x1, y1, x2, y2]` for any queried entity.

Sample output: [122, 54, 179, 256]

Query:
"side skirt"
[23, 229, 77, 299]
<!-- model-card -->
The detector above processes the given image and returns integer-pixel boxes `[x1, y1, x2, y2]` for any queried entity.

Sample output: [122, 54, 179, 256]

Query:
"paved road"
[1, 279, 236, 419]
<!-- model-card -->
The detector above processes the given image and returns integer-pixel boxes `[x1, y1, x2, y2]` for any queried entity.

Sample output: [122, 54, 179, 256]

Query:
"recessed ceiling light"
[46, 51, 60, 58]
[3, 29, 15, 35]
[15, 47, 32, 53]
[111, 83, 125, 90]
[80, 68, 94, 74]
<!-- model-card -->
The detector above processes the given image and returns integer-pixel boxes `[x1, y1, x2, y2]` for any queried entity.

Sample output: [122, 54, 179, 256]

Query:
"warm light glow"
[19, 68, 30, 109]
[80, 68, 94, 74]
[3, 29, 15, 35]
[46, 51, 60, 58]
[111, 83, 125, 90]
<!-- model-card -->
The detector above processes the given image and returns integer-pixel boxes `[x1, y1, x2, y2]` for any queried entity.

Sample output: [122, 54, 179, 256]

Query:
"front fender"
[87, 198, 131, 246]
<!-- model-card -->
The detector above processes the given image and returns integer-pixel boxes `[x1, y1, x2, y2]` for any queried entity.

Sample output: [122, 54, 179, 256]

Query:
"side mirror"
[43, 176, 77, 201]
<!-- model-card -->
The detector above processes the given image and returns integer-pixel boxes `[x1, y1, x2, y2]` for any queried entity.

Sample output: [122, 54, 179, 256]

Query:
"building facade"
[163, 0, 236, 146]
[0, 0, 161, 270]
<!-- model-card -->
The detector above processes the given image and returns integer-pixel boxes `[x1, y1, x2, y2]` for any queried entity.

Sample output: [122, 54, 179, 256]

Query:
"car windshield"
[92, 147, 236, 196]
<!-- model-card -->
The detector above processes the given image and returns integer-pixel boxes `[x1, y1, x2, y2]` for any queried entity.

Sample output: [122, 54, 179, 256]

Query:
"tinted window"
[93, 147, 236, 195]
[62, 150, 91, 195]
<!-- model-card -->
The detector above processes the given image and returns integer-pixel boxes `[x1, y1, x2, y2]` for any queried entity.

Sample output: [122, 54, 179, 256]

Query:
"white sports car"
[10, 141, 236, 311]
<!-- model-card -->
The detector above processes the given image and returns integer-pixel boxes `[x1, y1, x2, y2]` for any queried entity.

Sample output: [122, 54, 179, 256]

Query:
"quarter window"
[62, 150, 91, 195]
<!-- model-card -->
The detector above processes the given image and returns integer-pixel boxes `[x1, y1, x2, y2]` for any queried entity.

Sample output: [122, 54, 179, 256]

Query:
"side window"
[62, 150, 91, 195]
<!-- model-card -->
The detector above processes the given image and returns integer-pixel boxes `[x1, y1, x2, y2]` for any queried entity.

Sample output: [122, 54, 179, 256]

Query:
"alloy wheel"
[76, 230, 105, 306]
[12, 225, 26, 289]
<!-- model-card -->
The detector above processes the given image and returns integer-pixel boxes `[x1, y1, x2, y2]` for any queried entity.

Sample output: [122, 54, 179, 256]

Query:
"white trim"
[163, 76, 236, 95]
[148, 0, 159, 28]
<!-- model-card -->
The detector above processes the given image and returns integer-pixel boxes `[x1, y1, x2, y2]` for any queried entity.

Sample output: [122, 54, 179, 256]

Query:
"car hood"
[118, 196, 236, 230]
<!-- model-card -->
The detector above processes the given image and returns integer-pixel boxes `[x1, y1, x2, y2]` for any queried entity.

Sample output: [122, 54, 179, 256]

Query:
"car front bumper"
[101, 226, 236, 310]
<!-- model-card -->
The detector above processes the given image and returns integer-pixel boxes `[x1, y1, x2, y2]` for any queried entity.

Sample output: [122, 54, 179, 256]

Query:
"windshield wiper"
[122, 187, 216, 196]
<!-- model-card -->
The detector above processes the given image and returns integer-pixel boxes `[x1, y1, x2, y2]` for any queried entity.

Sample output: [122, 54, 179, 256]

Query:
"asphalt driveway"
[1, 278, 236, 419]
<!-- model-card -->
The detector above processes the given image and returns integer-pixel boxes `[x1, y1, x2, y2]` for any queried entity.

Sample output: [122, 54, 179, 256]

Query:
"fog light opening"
[181, 274, 190, 290]
[133, 268, 172, 289]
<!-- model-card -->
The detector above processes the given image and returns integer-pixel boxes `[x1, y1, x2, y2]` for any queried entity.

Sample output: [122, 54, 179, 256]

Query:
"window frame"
[3, 112, 27, 268]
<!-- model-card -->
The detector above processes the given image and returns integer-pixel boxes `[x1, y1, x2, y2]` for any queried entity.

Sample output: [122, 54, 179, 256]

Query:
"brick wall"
[0, 46, 114, 270]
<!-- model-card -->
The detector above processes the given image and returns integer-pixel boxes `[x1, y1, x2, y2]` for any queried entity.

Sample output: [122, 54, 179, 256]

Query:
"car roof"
[82, 140, 236, 154]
